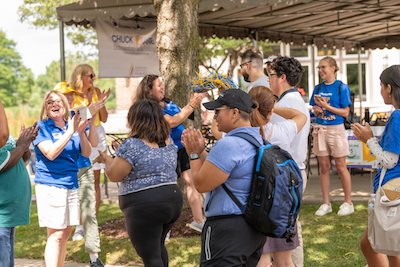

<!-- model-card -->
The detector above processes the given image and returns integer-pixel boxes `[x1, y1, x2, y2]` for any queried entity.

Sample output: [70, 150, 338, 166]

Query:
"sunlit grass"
[15, 202, 368, 266]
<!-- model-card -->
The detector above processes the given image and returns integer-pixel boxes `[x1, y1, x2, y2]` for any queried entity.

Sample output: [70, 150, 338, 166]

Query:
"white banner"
[95, 20, 159, 78]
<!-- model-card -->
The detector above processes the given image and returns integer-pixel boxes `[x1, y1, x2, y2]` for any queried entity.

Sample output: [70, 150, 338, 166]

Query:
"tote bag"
[368, 168, 400, 256]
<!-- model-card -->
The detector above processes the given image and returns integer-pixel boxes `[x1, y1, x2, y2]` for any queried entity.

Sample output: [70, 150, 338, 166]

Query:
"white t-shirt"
[263, 120, 297, 153]
[270, 90, 310, 169]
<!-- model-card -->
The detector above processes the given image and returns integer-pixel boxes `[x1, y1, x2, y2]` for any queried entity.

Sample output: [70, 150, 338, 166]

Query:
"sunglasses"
[84, 73, 96, 79]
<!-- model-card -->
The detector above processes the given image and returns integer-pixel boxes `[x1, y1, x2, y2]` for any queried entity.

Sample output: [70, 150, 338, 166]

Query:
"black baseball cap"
[203, 89, 255, 113]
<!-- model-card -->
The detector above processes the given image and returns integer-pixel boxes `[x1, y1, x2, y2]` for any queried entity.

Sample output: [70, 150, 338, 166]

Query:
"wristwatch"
[189, 153, 200, 160]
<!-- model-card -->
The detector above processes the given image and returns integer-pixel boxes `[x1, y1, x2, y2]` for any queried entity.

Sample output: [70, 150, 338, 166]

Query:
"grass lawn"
[15, 202, 368, 266]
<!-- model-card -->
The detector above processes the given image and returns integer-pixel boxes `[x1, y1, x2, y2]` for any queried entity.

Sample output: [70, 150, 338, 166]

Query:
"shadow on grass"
[15, 202, 368, 266]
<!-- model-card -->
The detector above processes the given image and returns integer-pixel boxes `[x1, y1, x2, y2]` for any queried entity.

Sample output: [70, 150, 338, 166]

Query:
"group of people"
[1, 51, 400, 267]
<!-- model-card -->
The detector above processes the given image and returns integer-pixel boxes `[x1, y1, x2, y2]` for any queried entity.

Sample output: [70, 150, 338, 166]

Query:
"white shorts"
[90, 125, 107, 170]
[35, 184, 80, 229]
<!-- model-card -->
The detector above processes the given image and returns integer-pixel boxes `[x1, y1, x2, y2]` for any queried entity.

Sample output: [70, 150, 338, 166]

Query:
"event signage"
[95, 20, 160, 77]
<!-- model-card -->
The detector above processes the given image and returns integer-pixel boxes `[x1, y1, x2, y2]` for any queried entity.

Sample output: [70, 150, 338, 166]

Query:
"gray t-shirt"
[247, 75, 270, 92]
[116, 138, 178, 195]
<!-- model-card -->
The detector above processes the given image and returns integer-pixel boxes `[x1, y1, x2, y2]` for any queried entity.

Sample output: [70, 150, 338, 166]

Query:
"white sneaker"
[315, 203, 332, 216]
[337, 202, 354, 216]
[72, 227, 84, 241]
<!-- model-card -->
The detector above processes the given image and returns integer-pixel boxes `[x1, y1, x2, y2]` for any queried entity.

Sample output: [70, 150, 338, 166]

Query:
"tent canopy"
[57, 0, 400, 49]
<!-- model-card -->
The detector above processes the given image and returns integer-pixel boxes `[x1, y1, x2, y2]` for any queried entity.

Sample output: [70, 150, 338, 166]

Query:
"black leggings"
[119, 184, 183, 267]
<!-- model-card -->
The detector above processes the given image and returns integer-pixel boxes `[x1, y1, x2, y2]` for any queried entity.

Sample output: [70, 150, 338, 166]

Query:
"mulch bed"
[99, 206, 201, 239]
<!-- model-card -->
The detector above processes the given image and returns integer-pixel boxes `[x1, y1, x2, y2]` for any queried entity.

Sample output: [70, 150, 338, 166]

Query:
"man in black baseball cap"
[203, 89, 255, 113]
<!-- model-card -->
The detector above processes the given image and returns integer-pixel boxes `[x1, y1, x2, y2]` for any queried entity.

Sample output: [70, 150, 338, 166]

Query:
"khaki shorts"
[35, 184, 80, 229]
[312, 124, 349, 158]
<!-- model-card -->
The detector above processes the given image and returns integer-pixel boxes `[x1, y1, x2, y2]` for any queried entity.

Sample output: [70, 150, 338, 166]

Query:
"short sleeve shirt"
[374, 110, 400, 192]
[310, 80, 352, 125]
[247, 75, 270, 92]
[0, 136, 31, 227]
[263, 120, 298, 153]
[162, 100, 185, 149]
[204, 127, 262, 217]
[33, 119, 81, 189]
[116, 138, 178, 195]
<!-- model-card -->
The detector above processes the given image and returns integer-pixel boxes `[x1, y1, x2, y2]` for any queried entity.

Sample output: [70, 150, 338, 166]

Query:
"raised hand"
[88, 100, 105, 116]
[98, 88, 111, 102]
[189, 93, 207, 109]
[351, 122, 374, 143]
[181, 128, 205, 154]
[16, 124, 38, 151]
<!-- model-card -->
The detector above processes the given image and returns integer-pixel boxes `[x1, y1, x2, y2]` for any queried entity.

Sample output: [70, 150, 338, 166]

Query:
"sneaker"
[72, 228, 84, 241]
[337, 202, 354, 216]
[90, 258, 105, 267]
[315, 203, 332, 216]
[186, 220, 204, 233]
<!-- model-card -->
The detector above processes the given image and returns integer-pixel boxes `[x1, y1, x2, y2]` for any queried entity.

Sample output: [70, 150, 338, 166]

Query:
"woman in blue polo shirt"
[310, 56, 354, 217]
[134, 74, 206, 232]
[33, 90, 91, 267]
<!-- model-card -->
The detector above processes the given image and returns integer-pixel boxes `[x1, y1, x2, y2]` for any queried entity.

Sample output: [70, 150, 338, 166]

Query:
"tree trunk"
[154, 0, 200, 116]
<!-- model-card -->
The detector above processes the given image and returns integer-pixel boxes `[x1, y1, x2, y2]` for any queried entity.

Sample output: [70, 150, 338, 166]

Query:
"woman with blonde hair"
[310, 56, 354, 217]
[33, 90, 91, 267]
[68, 64, 109, 266]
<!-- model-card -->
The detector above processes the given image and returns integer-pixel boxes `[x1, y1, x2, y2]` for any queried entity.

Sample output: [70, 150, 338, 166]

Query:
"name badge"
[52, 132, 62, 139]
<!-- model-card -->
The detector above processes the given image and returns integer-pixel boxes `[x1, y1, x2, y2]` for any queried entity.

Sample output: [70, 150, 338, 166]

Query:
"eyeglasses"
[46, 99, 62, 106]
[214, 107, 230, 116]
[84, 73, 96, 79]
[240, 61, 252, 68]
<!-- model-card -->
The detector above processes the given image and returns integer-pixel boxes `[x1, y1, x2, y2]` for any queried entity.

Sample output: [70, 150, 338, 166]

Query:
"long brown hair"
[127, 99, 170, 144]
[134, 74, 160, 102]
[249, 86, 276, 138]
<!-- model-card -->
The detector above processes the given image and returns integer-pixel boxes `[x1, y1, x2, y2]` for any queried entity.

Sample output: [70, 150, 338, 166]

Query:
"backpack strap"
[221, 132, 263, 213]
[231, 132, 264, 147]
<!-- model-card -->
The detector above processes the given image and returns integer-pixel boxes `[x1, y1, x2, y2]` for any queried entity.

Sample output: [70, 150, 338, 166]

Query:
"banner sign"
[346, 126, 385, 168]
[95, 20, 159, 78]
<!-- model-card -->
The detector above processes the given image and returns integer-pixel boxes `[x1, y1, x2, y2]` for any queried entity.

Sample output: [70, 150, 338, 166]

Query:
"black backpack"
[316, 82, 359, 129]
[223, 132, 303, 241]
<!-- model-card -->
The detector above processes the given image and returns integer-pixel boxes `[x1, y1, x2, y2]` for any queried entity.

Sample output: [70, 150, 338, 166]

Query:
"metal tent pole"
[59, 20, 66, 81]
[358, 48, 363, 118]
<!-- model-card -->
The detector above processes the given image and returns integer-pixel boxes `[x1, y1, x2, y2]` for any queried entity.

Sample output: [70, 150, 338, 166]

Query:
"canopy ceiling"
[57, 0, 400, 49]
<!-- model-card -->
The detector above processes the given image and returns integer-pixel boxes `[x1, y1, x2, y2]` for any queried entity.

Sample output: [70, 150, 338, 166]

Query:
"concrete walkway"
[18, 161, 375, 266]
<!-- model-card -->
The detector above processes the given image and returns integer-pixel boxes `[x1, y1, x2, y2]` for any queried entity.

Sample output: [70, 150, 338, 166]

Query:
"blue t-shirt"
[204, 127, 262, 217]
[33, 119, 81, 189]
[116, 138, 178, 195]
[162, 100, 185, 149]
[310, 80, 352, 125]
[374, 110, 400, 192]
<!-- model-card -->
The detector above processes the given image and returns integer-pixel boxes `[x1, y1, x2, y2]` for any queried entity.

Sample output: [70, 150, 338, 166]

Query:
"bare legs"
[360, 230, 400, 267]
[45, 226, 72, 267]
[181, 169, 204, 224]
[318, 156, 352, 204]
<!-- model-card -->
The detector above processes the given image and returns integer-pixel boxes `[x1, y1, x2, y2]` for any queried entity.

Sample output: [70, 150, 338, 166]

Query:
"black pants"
[119, 184, 183, 267]
[201, 215, 266, 267]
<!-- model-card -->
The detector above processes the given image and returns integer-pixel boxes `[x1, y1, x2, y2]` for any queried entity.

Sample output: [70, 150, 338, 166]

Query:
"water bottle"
[364, 107, 370, 124]
[368, 193, 376, 210]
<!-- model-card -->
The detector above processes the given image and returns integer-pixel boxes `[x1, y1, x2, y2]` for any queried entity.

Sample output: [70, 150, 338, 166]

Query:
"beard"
[242, 72, 250, 83]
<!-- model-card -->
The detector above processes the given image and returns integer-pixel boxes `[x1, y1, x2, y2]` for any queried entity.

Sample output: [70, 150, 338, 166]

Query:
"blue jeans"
[0, 227, 15, 267]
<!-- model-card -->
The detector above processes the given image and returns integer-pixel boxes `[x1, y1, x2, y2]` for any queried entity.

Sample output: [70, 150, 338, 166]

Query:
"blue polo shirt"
[374, 110, 400, 192]
[162, 100, 185, 149]
[204, 127, 262, 217]
[33, 118, 81, 189]
[310, 80, 352, 125]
